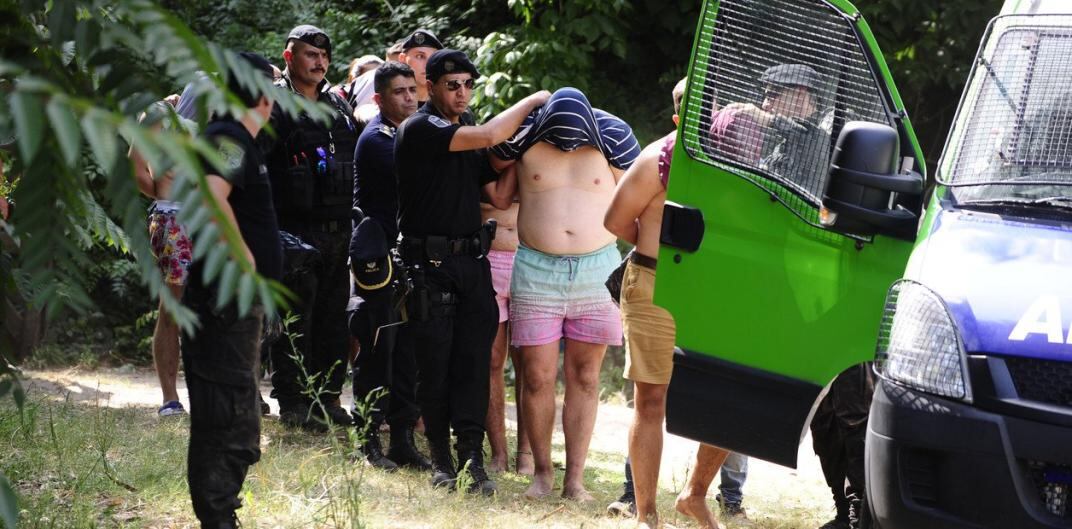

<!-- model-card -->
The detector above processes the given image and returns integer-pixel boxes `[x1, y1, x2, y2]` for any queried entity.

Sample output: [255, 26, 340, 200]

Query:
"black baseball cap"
[401, 29, 444, 51]
[287, 24, 332, 60]
[760, 64, 819, 91]
[425, 49, 479, 82]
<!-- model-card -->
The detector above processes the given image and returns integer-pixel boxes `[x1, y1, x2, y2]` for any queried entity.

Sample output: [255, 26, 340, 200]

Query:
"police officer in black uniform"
[348, 61, 429, 470]
[262, 25, 357, 430]
[393, 48, 549, 495]
[182, 52, 280, 528]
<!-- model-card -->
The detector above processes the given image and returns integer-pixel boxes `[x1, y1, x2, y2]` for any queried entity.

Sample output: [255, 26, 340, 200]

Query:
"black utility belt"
[279, 218, 349, 234]
[400, 220, 497, 262]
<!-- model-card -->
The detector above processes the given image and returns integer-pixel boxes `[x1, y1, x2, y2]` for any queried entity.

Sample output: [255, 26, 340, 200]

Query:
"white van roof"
[1002, 0, 1072, 15]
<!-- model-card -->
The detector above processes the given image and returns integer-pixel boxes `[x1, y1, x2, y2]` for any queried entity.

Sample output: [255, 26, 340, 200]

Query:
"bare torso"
[516, 143, 620, 255]
[481, 201, 519, 252]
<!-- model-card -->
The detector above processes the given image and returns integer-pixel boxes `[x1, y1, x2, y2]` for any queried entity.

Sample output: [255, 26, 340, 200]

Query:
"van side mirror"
[821, 122, 923, 241]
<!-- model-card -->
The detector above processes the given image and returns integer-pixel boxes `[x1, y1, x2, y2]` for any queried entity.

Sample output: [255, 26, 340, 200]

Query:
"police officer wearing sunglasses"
[393, 49, 549, 495]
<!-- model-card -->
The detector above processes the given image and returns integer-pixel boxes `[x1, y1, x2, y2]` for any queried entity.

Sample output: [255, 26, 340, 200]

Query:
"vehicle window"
[681, 0, 896, 226]
[943, 16, 1072, 202]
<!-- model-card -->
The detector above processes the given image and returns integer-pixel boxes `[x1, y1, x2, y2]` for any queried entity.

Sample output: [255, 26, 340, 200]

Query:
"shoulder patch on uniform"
[217, 140, 245, 173]
[427, 115, 451, 128]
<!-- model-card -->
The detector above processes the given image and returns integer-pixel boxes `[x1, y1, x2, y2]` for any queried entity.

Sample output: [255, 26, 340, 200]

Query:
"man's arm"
[483, 162, 517, 210]
[129, 144, 157, 198]
[205, 174, 255, 270]
[604, 143, 663, 245]
[129, 121, 165, 199]
[448, 91, 551, 152]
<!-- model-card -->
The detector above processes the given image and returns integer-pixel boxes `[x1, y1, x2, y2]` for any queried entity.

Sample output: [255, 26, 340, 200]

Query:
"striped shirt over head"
[490, 87, 641, 170]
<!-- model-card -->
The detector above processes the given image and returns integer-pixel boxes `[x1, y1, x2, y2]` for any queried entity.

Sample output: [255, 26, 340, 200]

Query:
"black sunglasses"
[444, 78, 476, 91]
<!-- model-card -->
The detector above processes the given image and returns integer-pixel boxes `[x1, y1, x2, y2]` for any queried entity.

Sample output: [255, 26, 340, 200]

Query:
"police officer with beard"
[394, 49, 549, 495]
[262, 25, 357, 430]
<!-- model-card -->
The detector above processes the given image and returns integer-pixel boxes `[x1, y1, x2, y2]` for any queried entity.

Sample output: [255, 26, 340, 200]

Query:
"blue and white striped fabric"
[490, 87, 641, 170]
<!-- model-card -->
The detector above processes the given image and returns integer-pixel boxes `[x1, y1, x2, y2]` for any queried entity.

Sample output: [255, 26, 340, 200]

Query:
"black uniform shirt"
[353, 112, 400, 243]
[193, 118, 284, 286]
[395, 102, 497, 238]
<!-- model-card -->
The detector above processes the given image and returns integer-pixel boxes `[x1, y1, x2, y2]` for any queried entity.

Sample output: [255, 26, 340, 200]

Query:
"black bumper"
[867, 379, 1072, 529]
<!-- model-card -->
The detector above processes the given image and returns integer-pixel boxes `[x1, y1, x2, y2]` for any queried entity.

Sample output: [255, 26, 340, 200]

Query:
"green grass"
[1, 381, 832, 528]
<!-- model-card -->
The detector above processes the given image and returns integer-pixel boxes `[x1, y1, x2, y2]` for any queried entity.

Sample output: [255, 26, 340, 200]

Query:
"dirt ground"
[21, 366, 836, 525]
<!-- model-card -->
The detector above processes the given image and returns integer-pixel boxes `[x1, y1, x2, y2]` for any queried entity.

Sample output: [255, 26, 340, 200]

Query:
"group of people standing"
[132, 19, 868, 529]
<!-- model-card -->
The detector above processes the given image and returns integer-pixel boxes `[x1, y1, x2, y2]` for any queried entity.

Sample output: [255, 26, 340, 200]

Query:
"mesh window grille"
[682, 0, 895, 226]
[944, 16, 1072, 187]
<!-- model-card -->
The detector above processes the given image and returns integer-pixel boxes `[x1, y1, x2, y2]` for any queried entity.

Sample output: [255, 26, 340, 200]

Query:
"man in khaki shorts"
[605, 79, 729, 529]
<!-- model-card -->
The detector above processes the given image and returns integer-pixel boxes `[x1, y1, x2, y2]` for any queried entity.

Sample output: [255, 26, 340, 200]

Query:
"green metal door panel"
[657, 0, 924, 466]
[656, 152, 912, 387]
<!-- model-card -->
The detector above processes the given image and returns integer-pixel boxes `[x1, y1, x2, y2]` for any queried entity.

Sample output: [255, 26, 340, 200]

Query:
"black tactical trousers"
[401, 254, 498, 444]
[270, 228, 350, 404]
[810, 363, 875, 527]
[181, 288, 264, 525]
[349, 286, 419, 430]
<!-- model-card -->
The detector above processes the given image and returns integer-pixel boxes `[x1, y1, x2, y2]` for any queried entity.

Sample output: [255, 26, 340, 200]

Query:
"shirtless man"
[480, 201, 533, 474]
[490, 88, 640, 500]
[130, 96, 198, 417]
[605, 79, 729, 529]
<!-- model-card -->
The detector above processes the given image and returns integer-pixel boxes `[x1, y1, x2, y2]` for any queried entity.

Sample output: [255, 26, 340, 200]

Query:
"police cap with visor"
[349, 216, 392, 293]
[287, 24, 332, 60]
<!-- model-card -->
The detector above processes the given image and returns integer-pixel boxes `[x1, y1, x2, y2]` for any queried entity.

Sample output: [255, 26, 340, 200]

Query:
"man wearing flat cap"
[393, 48, 550, 495]
[709, 63, 831, 198]
[398, 29, 444, 105]
[261, 24, 359, 432]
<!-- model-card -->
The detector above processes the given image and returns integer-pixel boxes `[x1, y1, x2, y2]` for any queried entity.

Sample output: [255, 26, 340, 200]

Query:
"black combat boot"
[456, 436, 496, 497]
[360, 430, 399, 472]
[278, 398, 327, 433]
[427, 437, 457, 490]
[387, 425, 433, 471]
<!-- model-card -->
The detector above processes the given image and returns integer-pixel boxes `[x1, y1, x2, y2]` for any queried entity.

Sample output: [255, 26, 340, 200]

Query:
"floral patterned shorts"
[148, 201, 193, 286]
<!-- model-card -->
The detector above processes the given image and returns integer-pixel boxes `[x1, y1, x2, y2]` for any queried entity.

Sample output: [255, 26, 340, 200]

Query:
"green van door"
[657, 0, 926, 467]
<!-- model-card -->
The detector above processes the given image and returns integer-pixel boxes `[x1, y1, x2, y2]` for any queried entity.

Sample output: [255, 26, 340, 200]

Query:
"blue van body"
[867, 198, 1072, 529]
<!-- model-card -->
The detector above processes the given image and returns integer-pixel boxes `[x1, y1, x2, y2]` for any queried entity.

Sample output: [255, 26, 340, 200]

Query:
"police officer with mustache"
[261, 24, 358, 431]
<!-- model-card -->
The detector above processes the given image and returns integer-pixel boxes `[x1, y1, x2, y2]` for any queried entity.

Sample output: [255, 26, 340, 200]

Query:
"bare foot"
[674, 493, 721, 529]
[523, 473, 555, 499]
[515, 451, 535, 476]
[487, 456, 507, 473]
[562, 485, 594, 502]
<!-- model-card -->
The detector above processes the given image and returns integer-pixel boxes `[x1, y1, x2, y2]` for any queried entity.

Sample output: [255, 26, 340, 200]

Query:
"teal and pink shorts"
[509, 243, 623, 347]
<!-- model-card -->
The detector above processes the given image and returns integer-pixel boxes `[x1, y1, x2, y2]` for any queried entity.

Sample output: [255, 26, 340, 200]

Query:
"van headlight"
[875, 280, 972, 402]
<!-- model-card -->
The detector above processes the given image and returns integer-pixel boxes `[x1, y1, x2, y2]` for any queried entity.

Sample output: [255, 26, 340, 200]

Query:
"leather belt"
[629, 252, 658, 269]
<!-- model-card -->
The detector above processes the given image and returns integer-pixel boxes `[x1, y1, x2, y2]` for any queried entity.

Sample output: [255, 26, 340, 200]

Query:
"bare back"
[634, 188, 666, 258]
[516, 142, 619, 255]
[481, 201, 519, 252]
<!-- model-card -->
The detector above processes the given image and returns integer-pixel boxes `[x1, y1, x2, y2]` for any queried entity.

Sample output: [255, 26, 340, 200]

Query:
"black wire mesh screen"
[944, 16, 1072, 187]
[682, 0, 894, 226]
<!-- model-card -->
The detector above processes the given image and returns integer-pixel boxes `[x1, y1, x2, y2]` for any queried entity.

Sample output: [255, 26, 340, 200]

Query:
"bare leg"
[630, 381, 668, 524]
[560, 339, 606, 501]
[675, 443, 730, 529]
[511, 344, 534, 475]
[521, 341, 560, 498]
[153, 284, 184, 404]
[486, 321, 509, 472]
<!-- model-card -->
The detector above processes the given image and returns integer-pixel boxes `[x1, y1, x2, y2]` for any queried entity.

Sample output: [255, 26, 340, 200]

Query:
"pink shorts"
[509, 243, 623, 347]
[487, 249, 515, 323]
